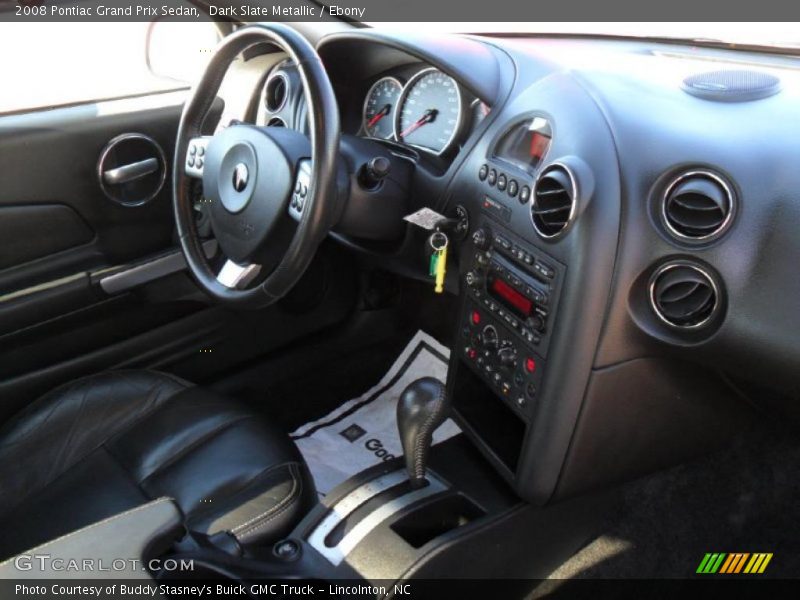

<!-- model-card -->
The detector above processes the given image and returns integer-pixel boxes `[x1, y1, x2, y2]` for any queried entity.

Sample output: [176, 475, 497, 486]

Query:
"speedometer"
[363, 77, 403, 140]
[395, 68, 464, 155]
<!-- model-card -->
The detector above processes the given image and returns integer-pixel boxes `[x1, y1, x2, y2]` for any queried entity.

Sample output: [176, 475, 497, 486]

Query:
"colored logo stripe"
[697, 553, 726, 573]
[697, 552, 773, 574]
[720, 553, 749, 573]
[744, 553, 773, 574]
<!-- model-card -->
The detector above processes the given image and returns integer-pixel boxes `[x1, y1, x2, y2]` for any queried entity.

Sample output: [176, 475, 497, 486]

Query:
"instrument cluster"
[257, 60, 489, 158]
[360, 66, 490, 156]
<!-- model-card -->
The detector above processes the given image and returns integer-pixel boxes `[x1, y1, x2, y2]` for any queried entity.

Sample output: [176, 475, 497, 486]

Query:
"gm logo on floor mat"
[339, 424, 367, 442]
[696, 552, 773, 574]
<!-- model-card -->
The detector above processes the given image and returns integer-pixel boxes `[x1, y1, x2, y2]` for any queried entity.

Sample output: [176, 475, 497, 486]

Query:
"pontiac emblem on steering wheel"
[232, 163, 249, 192]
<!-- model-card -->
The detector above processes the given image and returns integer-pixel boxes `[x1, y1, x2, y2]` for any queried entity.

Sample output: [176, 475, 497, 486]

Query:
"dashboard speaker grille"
[682, 70, 781, 102]
[662, 171, 734, 241]
[532, 164, 575, 238]
[650, 263, 718, 329]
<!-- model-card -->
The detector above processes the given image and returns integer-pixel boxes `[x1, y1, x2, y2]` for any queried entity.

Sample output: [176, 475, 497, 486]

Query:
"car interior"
[1, 14, 799, 595]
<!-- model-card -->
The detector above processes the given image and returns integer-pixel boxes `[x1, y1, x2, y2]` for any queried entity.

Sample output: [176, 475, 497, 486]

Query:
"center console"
[451, 219, 565, 481]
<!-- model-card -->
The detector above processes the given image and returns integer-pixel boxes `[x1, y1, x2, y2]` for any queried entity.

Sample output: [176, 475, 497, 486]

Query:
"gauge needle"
[400, 109, 438, 138]
[368, 104, 392, 128]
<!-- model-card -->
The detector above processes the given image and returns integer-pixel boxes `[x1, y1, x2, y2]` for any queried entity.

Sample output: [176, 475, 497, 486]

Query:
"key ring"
[429, 231, 448, 252]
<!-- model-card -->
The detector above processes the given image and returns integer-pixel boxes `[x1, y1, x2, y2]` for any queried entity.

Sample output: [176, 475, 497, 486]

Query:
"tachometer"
[363, 77, 403, 140]
[395, 68, 463, 154]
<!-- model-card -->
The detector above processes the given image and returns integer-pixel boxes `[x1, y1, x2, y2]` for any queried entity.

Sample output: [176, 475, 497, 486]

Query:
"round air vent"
[531, 164, 577, 239]
[661, 170, 735, 241]
[264, 71, 288, 112]
[649, 262, 720, 329]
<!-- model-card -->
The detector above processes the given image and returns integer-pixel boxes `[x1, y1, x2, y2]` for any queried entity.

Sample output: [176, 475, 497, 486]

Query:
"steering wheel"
[173, 24, 341, 308]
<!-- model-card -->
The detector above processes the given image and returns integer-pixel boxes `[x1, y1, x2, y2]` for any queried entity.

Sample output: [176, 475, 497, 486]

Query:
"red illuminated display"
[529, 132, 551, 160]
[489, 277, 533, 317]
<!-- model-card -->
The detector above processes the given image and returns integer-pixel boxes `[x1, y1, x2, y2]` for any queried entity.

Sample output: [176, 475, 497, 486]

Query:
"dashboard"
[234, 26, 800, 505]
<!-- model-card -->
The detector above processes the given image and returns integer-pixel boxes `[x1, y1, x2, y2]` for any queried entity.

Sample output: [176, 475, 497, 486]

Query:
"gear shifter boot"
[397, 377, 447, 489]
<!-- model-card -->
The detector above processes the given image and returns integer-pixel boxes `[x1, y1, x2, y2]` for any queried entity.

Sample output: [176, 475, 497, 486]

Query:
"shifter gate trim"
[307, 470, 447, 565]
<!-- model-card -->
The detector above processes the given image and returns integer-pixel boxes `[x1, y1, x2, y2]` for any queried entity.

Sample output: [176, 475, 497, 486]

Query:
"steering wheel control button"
[289, 159, 312, 221]
[487, 168, 497, 186]
[479, 164, 489, 180]
[184, 137, 209, 178]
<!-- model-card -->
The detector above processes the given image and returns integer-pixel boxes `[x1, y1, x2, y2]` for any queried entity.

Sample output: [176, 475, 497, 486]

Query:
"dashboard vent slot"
[662, 171, 734, 241]
[650, 262, 718, 329]
[532, 164, 575, 238]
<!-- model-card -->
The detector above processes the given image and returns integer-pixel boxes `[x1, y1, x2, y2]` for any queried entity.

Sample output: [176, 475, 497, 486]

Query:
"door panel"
[0, 92, 186, 295]
[0, 204, 94, 270]
[0, 92, 357, 424]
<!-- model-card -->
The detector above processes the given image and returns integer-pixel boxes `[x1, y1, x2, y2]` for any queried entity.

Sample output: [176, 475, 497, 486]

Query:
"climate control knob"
[479, 325, 499, 349]
[497, 346, 518, 368]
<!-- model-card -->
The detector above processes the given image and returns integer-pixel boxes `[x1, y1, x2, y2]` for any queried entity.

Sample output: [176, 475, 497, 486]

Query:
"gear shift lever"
[397, 377, 447, 489]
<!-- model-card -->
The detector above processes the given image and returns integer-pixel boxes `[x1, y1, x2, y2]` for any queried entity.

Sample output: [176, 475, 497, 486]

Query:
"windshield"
[366, 22, 800, 51]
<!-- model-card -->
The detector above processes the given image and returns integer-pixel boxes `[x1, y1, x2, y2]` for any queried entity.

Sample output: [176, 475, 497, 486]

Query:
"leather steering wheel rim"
[173, 23, 340, 309]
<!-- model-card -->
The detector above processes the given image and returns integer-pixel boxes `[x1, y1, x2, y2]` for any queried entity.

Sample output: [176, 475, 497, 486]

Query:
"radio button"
[508, 179, 518, 197]
[535, 261, 555, 279]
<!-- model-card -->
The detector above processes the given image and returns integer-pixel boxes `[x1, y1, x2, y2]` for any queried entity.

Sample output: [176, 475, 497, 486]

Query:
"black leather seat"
[0, 371, 316, 560]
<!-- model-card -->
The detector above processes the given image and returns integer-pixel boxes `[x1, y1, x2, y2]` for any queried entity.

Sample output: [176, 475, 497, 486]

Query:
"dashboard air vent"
[264, 71, 288, 112]
[650, 262, 719, 329]
[662, 171, 734, 241]
[531, 164, 576, 238]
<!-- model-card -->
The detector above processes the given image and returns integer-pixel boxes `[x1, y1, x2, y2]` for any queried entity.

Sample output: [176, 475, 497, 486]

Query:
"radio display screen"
[489, 276, 533, 317]
[493, 117, 552, 174]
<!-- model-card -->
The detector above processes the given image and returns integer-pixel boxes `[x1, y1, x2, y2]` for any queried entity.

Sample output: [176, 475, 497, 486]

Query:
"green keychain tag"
[429, 252, 439, 276]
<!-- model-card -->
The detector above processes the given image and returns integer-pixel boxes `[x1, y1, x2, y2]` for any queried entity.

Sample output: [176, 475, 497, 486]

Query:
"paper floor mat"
[290, 330, 460, 496]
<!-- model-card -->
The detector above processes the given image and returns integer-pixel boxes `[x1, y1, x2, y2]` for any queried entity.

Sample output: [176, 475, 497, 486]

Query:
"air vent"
[650, 262, 719, 329]
[264, 71, 288, 112]
[662, 170, 734, 241]
[531, 164, 576, 238]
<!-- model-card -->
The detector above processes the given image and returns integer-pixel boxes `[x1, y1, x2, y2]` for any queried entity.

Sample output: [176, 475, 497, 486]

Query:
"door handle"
[103, 157, 159, 185]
